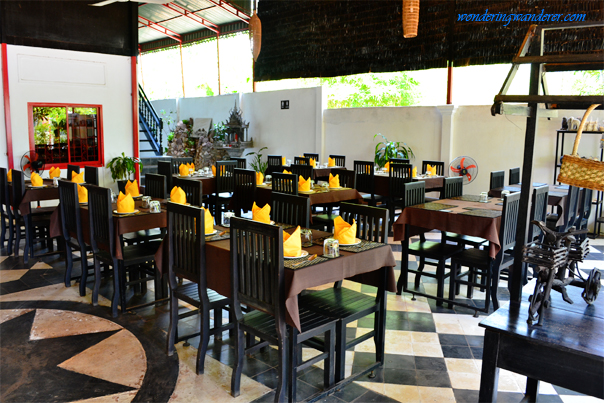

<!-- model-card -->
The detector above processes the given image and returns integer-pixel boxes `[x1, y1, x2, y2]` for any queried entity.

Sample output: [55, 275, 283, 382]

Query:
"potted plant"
[106, 152, 143, 181]
[246, 146, 268, 174]
[212, 122, 228, 146]
[373, 133, 414, 168]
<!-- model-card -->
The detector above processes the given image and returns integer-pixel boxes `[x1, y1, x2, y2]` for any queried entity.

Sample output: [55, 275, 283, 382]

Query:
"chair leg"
[397, 239, 409, 295]
[230, 323, 245, 398]
[23, 219, 31, 264]
[1, 214, 6, 249]
[7, 217, 14, 255]
[111, 259, 121, 317]
[166, 291, 178, 356]
[119, 262, 128, 313]
[14, 221, 21, 257]
[64, 241, 74, 288]
[436, 260, 445, 307]
[414, 257, 426, 288]
[197, 304, 210, 374]
[288, 328, 298, 403]
[448, 261, 457, 310]
[324, 326, 335, 388]
[467, 267, 475, 299]
[213, 307, 222, 340]
[490, 264, 500, 311]
[334, 321, 346, 383]
[92, 258, 101, 306]
[274, 327, 287, 403]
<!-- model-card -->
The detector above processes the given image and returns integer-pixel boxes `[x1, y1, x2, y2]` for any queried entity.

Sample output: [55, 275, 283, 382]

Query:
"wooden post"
[446, 61, 453, 105]
[217, 32, 221, 95]
[179, 44, 185, 98]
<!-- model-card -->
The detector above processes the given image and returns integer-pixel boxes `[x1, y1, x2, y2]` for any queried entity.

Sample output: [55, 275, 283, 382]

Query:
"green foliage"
[572, 70, 604, 96]
[373, 133, 414, 168]
[33, 107, 67, 145]
[246, 147, 269, 174]
[106, 152, 143, 181]
[212, 122, 228, 142]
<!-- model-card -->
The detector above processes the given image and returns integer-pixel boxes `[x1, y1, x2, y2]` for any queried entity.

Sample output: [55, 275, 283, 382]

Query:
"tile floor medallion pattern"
[0, 230, 602, 402]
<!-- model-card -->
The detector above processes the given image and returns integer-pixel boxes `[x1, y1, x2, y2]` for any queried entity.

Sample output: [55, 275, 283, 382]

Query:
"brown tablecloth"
[374, 174, 444, 197]
[393, 197, 503, 258]
[313, 166, 345, 179]
[155, 228, 396, 331]
[489, 184, 567, 226]
[9, 179, 59, 216]
[255, 186, 363, 207]
[50, 199, 167, 259]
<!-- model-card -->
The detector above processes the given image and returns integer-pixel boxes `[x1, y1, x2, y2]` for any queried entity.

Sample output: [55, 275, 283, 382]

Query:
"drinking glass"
[223, 212, 235, 227]
[286, 159, 292, 167]
[265, 175, 272, 183]
[142, 196, 152, 209]
[149, 201, 161, 213]
[301, 229, 313, 247]
[480, 192, 489, 203]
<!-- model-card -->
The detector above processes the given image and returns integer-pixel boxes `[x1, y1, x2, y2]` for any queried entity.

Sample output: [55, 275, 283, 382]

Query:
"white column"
[437, 104, 457, 168]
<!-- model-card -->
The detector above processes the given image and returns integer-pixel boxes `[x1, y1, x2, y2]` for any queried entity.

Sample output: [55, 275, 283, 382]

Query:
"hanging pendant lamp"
[250, 12, 262, 61]
[402, 0, 419, 38]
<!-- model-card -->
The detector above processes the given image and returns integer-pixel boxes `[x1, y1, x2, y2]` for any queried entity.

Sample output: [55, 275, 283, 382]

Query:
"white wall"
[4, 45, 133, 189]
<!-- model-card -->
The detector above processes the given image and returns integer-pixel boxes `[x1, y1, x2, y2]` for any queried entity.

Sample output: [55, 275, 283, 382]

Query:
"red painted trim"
[446, 62, 453, 105]
[2, 44, 14, 169]
[163, 3, 220, 33]
[138, 16, 182, 43]
[131, 56, 140, 182]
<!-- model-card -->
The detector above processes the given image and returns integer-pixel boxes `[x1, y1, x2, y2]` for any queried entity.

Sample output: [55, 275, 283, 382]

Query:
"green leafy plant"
[373, 133, 414, 168]
[246, 147, 268, 174]
[212, 122, 228, 142]
[106, 152, 143, 181]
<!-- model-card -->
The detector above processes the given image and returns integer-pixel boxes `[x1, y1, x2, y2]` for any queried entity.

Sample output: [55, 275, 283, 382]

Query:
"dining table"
[9, 179, 59, 216]
[254, 183, 363, 208]
[373, 172, 445, 197]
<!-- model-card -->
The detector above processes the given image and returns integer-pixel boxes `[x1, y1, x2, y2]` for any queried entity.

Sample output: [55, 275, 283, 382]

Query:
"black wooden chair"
[300, 203, 388, 382]
[0, 167, 14, 254]
[266, 155, 283, 176]
[231, 157, 247, 169]
[172, 177, 203, 207]
[509, 167, 520, 185]
[389, 158, 410, 165]
[87, 185, 161, 317]
[304, 153, 319, 163]
[312, 169, 356, 232]
[271, 192, 310, 228]
[210, 161, 236, 224]
[84, 166, 99, 186]
[530, 185, 549, 242]
[546, 185, 580, 233]
[329, 168, 355, 189]
[229, 217, 336, 402]
[158, 160, 173, 190]
[144, 173, 167, 199]
[442, 176, 463, 199]
[272, 172, 298, 196]
[232, 168, 256, 217]
[294, 156, 310, 166]
[489, 170, 505, 190]
[166, 202, 233, 374]
[67, 164, 80, 181]
[328, 155, 345, 167]
[397, 181, 464, 301]
[421, 160, 445, 176]
[449, 192, 521, 314]
[58, 181, 91, 297]
[291, 164, 313, 181]
[354, 160, 382, 207]
[117, 180, 127, 195]
[170, 157, 193, 174]
[386, 163, 413, 232]
[443, 177, 486, 249]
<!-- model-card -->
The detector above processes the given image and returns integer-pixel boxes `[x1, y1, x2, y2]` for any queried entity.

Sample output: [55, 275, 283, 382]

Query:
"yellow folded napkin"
[31, 172, 43, 187]
[329, 173, 340, 188]
[49, 167, 61, 178]
[298, 176, 311, 192]
[7, 169, 12, 182]
[211, 165, 216, 176]
[283, 170, 292, 174]
[201, 207, 214, 234]
[334, 216, 356, 245]
[125, 180, 140, 197]
[283, 226, 302, 257]
[310, 158, 316, 167]
[256, 171, 264, 185]
[179, 164, 189, 177]
[431, 166, 437, 176]
[412, 166, 417, 177]
[72, 171, 85, 184]
[188, 162, 195, 171]
[282, 157, 286, 165]
[384, 162, 390, 170]
[77, 184, 88, 203]
[252, 202, 271, 224]
[170, 186, 187, 204]
[117, 192, 135, 213]
[328, 157, 335, 167]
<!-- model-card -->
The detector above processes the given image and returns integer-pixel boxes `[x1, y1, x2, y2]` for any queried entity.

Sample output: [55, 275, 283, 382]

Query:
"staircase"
[138, 85, 163, 157]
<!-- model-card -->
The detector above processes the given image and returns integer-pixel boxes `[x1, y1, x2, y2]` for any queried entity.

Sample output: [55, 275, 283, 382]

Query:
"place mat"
[205, 231, 230, 242]
[458, 209, 502, 218]
[312, 235, 331, 246]
[414, 203, 457, 211]
[339, 240, 386, 253]
[274, 222, 297, 230]
[451, 195, 489, 202]
[284, 255, 328, 270]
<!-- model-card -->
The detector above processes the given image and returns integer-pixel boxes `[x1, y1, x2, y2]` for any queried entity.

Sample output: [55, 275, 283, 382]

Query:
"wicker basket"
[402, 0, 419, 38]
[557, 104, 604, 192]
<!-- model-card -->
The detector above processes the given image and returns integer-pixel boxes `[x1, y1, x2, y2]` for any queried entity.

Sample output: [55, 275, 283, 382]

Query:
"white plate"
[339, 238, 362, 246]
[299, 190, 314, 194]
[28, 185, 47, 189]
[205, 229, 218, 236]
[284, 250, 309, 259]
[132, 195, 143, 199]
[80, 202, 88, 206]
[440, 209, 452, 213]
[329, 186, 342, 190]
[113, 209, 140, 215]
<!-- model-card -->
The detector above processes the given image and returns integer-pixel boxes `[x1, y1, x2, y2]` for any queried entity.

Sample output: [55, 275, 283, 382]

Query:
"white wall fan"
[449, 156, 478, 184]
[90, 0, 167, 7]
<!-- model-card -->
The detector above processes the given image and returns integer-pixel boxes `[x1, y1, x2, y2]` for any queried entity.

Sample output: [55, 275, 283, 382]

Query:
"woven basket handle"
[572, 104, 601, 155]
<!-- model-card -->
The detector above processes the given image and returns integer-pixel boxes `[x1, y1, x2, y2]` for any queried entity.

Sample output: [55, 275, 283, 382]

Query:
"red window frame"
[28, 102, 104, 168]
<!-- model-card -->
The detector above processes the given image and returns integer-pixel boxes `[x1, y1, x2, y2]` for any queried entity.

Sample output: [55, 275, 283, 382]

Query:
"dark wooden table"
[373, 173, 445, 197]
[255, 184, 363, 208]
[478, 285, 604, 402]
[8, 179, 59, 216]
[488, 184, 568, 226]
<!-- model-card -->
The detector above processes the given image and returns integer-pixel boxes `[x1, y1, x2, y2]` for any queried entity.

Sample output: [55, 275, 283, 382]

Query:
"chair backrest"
[67, 164, 80, 181]
[421, 160, 444, 176]
[389, 158, 410, 165]
[0, 167, 10, 216]
[577, 187, 593, 230]
[339, 202, 388, 243]
[489, 170, 505, 190]
[272, 172, 298, 195]
[233, 168, 256, 214]
[85, 166, 99, 186]
[172, 177, 203, 207]
[117, 180, 127, 195]
[87, 185, 115, 256]
[530, 185, 549, 240]
[145, 173, 167, 199]
[389, 163, 413, 198]
[231, 157, 247, 169]
[353, 161, 375, 194]
[11, 170, 25, 215]
[230, 217, 284, 320]
[509, 167, 520, 185]
[271, 192, 310, 228]
[403, 181, 425, 208]
[291, 164, 313, 181]
[216, 161, 236, 193]
[167, 202, 205, 284]
[267, 155, 283, 167]
[58, 180, 83, 243]
[329, 155, 346, 167]
[498, 191, 521, 259]
[294, 156, 310, 166]
[443, 176, 463, 199]
[158, 160, 173, 190]
[561, 186, 580, 231]
[170, 157, 194, 174]
[303, 153, 319, 163]
[330, 168, 355, 189]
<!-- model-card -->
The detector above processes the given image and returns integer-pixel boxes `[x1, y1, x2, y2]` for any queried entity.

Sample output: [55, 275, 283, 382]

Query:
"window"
[29, 103, 103, 167]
